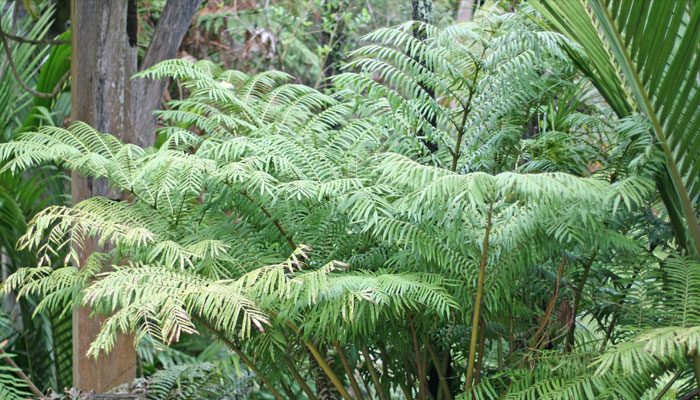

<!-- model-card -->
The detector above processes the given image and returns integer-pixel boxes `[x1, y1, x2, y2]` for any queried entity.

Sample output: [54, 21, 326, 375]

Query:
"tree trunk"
[456, 0, 475, 22]
[70, 0, 201, 392]
[71, 1, 138, 391]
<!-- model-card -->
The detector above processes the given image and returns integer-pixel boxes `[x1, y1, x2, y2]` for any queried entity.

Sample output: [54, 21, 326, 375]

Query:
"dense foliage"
[2, 0, 700, 399]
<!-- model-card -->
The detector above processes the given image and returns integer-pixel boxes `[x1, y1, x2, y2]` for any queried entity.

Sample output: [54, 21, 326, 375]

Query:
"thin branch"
[565, 251, 597, 352]
[335, 341, 365, 400]
[450, 49, 485, 172]
[526, 255, 567, 360]
[2, 29, 69, 45]
[362, 344, 388, 400]
[426, 340, 453, 400]
[0, 26, 70, 99]
[474, 316, 486, 385]
[268, 310, 353, 400]
[282, 355, 318, 400]
[654, 369, 682, 400]
[279, 379, 296, 399]
[303, 339, 354, 400]
[0, 345, 43, 398]
[409, 316, 427, 400]
[599, 264, 642, 351]
[193, 316, 285, 400]
[465, 200, 493, 391]
[500, 256, 567, 399]
[240, 190, 297, 250]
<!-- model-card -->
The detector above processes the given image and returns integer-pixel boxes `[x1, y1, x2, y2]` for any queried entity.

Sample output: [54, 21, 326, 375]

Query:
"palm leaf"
[533, 0, 700, 258]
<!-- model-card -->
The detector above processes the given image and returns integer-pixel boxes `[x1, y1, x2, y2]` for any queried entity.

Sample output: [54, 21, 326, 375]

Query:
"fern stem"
[526, 255, 566, 359]
[654, 369, 682, 400]
[450, 55, 483, 172]
[409, 316, 427, 400]
[474, 316, 486, 385]
[335, 341, 365, 400]
[271, 311, 353, 400]
[400, 383, 413, 400]
[361, 345, 387, 400]
[279, 378, 297, 399]
[0, 346, 42, 397]
[426, 339, 453, 400]
[599, 265, 641, 351]
[500, 255, 567, 399]
[304, 340, 353, 400]
[400, 349, 416, 395]
[465, 200, 493, 391]
[283, 355, 318, 400]
[240, 190, 297, 250]
[565, 251, 596, 352]
[195, 316, 285, 400]
[693, 352, 700, 400]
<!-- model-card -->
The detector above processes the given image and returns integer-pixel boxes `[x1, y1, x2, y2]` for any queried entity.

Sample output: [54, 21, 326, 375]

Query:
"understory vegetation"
[1, 0, 700, 399]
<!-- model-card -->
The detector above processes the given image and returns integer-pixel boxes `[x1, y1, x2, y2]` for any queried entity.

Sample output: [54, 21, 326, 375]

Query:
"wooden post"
[70, 0, 138, 392]
[70, 0, 202, 392]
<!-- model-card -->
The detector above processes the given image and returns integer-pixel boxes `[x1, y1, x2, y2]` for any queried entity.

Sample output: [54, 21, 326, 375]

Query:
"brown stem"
[426, 340, 453, 400]
[379, 343, 390, 377]
[465, 200, 493, 391]
[270, 311, 352, 400]
[678, 389, 699, 400]
[240, 190, 297, 250]
[1, 29, 69, 45]
[565, 251, 596, 352]
[600, 314, 618, 351]
[526, 255, 566, 361]
[194, 316, 285, 400]
[360, 381, 373, 400]
[508, 310, 514, 359]
[362, 345, 388, 400]
[409, 317, 427, 400]
[297, 337, 352, 399]
[440, 349, 451, 399]
[693, 352, 700, 400]
[280, 379, 297, 399]
[474, 317, 486, 385]
[0, 346, 42, 397]
[335, 341, 365, 400]
[654, 369, 682, 400]
[500, 256, 567, 400]
[450, 51, 485, 172]
[599, 265, 642, 351]
[283, 355, 318, 400]
[400, 382, 413, 400]
[0, 23, 70, 99]
[422, 344, 430, 399]
[401, 350, 416, 395]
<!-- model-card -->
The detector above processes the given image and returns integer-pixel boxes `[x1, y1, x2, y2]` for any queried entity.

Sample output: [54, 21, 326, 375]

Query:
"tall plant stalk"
[465, 200, 493, 391]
